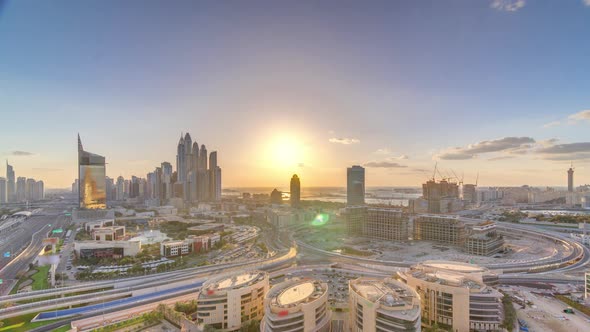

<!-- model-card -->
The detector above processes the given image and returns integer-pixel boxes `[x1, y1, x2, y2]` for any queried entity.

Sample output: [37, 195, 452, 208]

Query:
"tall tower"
[568, 163, 574, 192]
[290, 174, 301, 208]
[176, 134, 186, 182]
[78, 134, 106, 209]
[347, 165, 365, 206]
[6, 160, 15, 203]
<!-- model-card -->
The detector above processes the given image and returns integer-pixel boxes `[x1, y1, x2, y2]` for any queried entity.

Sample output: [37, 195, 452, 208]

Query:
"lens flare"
[311, 213, 330, 226]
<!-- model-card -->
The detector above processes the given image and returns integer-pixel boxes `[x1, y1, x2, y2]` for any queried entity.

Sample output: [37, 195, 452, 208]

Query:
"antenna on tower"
[432, 162, 438, 181]
[475, 172, 479, 186]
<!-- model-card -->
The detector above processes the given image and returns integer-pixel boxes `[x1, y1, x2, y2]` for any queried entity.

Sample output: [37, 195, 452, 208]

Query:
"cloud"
[488, 156, 515, 161]
[374, 148, 391, 155]
[11, 150, 35, 156]
[491, 0, 526, 12]
[537, 142, 590, 160]
[329, 137, 359, 145]
[568, 110, 590, 123]
[297, 163, 305, 168]
[397, 154, 409, 160]
[364, 161, 407, 168]
[435, 137, 536, 160]
[542, 121, 561, 128]
[584, 0, 590, 6]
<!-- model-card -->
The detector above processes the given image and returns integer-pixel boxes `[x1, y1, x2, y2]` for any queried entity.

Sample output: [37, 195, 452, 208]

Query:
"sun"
[267, 136, 304, 169]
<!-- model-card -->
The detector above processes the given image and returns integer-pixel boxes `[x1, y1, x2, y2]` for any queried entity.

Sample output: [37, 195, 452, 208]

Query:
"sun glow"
[267, 135, 305, 169]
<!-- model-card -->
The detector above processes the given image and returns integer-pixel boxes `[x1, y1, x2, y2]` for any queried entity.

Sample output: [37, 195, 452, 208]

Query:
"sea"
[223, 187, 421, 207]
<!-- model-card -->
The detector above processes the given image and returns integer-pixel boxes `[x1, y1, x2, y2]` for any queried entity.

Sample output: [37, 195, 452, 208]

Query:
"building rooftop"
[204, 271, 267, 292]
[350, 277, 417, 309]
[269, 279, 327, 308]
[420, 261, 487, 273]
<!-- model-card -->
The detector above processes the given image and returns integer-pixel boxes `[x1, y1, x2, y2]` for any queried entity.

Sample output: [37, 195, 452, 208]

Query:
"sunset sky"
[1, 0, 590, 189]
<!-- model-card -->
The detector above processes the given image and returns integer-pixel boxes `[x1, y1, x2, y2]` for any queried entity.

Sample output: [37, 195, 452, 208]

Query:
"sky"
[1, 0, 590, 189]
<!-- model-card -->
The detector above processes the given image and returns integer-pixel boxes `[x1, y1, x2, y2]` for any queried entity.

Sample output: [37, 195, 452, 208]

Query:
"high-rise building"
[0, 177, 6, 204]
[196, 271, 269, 331]
[349, 277, 421, 332]
[105, 177, 115, 201]
[25, 178, 36, 201]
[462, 184, 477, 204]
[347, 165, 365, 206]
[262, 278, 331, 332]
[72, 179, 79, 195]
[16, 177, 26, 202]
[568, 164, 574, 192]
[35, 180, 44, 201]
[290, 174, 301, 208]
[6, 161, 15, 202]
[116, 176, 124, 201]
[78, 134, 106, 209]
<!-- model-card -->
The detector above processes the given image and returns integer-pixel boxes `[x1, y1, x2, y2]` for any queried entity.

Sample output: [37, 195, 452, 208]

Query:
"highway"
[0, 210, 70, 295]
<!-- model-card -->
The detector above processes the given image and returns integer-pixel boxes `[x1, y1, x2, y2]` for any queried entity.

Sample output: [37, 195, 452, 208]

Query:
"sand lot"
[516, 290, 590, 332]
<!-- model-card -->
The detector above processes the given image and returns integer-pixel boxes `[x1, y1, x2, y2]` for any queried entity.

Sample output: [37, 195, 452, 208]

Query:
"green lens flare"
[311, 213, 329, 226]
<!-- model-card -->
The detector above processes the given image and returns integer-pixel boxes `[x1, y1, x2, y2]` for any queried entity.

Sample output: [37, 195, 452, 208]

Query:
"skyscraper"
[347, 165, 365, 206]
[568, 164, 574, 192]
[0, 177, 6, 204]
[6, 161, 15, 203]
[116, 176, 125, 201]
[16, 177, 26, 202]
[290, 174, 300, 208]
[78, 134, 106, 209]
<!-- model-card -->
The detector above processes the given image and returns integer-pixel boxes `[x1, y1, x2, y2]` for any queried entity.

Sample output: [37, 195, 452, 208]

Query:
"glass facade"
[78, 136, 106, 209]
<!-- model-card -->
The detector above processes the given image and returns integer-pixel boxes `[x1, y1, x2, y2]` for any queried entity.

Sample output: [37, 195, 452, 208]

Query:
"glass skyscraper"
[78, 134, 106, 209]
[347, 165, 365, 206]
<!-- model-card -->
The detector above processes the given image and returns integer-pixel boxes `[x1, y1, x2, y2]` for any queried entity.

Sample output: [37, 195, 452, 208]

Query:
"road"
[0, 210, 70, 295]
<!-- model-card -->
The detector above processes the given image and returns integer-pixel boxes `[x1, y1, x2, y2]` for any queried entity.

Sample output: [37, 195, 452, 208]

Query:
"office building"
[347, 166, 365, 206]
[568, 164, 574, 192]
[0, 177, 6, 204]
[290, 174, 301, 208]
[464, 221, 504, 256]
[414, 215, 466, 245]
[78, 134, 106, 209]
[196, 271, 269, 331]
[262, 278, 330, 332]
[6, 161, 15, 203]
[403, 261, 502, 332]
[349, 277, 421, 332]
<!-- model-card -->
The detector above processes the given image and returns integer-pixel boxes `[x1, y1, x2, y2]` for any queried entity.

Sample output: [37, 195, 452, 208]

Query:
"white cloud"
[374, 148, 391, 155]
[491, 0, 526, 12]
[328, 137, 360, 145]
[364, 161, 407, 168]
[584, 0, 590, 6]
[568, 109, 590, 123]
[542, 121, 561, 128]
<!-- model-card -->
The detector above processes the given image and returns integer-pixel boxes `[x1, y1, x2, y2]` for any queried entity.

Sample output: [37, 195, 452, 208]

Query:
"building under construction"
[344, 206, 409, 241]
[464, 221, 504, 256]
[413, 215, 466, 245]
[420, 179, 463, 213]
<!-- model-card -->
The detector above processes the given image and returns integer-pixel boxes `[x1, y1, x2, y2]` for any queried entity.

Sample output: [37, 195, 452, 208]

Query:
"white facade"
[196, 271, 269, 331]
[262, 278, 331, 332]
[349, 277, 421, 332]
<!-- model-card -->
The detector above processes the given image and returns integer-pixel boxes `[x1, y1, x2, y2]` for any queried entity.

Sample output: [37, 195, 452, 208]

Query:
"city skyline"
[2, 1, 590, 188]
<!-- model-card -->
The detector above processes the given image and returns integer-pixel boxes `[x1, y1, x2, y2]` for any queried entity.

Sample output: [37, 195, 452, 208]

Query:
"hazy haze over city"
[1, 0, 590, 188]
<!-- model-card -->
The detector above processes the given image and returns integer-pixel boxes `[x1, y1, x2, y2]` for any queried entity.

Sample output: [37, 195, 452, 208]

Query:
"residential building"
[6, 161, 15, 203]
[262, 278, 330, 332]
[0, 177, 6, 204]
[349, 277, 421, 332]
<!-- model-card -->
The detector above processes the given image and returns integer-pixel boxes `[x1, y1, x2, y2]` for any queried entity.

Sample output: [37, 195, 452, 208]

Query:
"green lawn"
[31, 265, 51, 291]
[0, 312, 66, 332]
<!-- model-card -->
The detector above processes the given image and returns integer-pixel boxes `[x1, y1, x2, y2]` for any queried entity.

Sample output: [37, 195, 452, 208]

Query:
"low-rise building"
[91, 226, 125, 241]
[160, 240, 191, 257]
[84, 219, 115, 232]
[74, 240, 141, 258]
[349, 277, 421, 332]
[403, 261, 502, 332]
[262, 278, 330, 332]
[196, 271, 269, 331]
